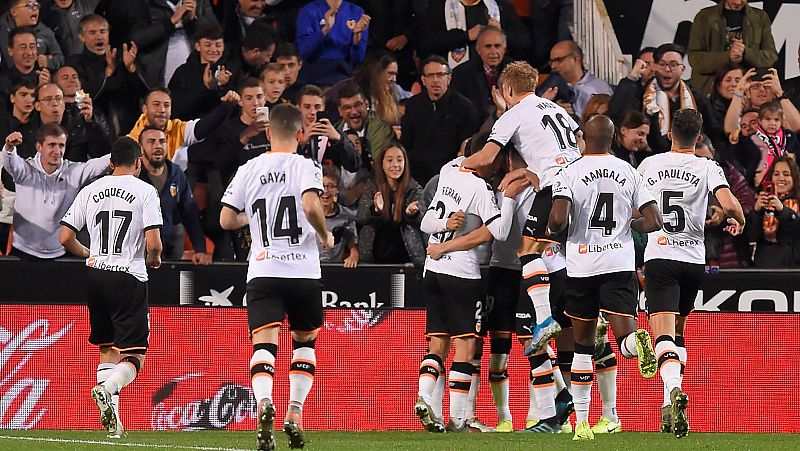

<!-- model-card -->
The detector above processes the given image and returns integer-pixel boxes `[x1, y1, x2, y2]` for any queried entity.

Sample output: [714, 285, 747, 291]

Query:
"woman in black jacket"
[745, 156, 800, 267]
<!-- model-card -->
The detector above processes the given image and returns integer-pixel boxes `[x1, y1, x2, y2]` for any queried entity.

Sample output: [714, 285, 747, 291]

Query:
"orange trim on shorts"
[564, 312, 597, 322]
[425, 332, 450, 338]
[289, 371, 315, 378]
[597, 366, 617, 373]
[291, 358, 316, 366]
[113, 346, 147, 353]
[90, 342, 114, 347]
[251, 322, 281, 334]
[291, 327, 321, 334]
[451, 332, 479, 339]
[526, 283, 550, 292]
[252, 373, 273, 380]
[523, 271, 548, 279]
[522, 236, 559, 244]
[517, 334, 532, 340]
[599, 308, 636, 319]
[648, 311, 679, 317]
[490, 330, 514, 335]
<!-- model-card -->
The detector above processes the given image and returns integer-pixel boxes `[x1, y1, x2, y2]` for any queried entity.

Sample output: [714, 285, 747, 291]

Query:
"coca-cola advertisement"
[1, 305, 798, 432]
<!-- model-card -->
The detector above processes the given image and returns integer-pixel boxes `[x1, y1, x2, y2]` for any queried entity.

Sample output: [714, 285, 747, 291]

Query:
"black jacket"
[168, 52, 235, 121]
[450, 56, 509, 121]
[61, 102, 114, 162]
[607, 76, 647, 123]
[745, 201, 800, 268]
[400, 89, 479, 184]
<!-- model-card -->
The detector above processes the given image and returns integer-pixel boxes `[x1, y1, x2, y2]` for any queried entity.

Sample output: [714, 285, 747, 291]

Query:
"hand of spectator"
[405, 200, 420, 217]
[705, 205, 725, 227]
[373, 191, 384, 213]
[488, 18, 502, 30]
[192, 251, 212, 265]
[37, 54, 48, 70]
[504, 177, 531, 198]
[171, 3, 191, 24]
[630, 58, 648, 80]
[240, 120, 268, 144]
[184, 0, 197, 20]
[734, 68, 755, 98]
[308, 119, 340, 141]
[491, 86, 507, 115]
[386, 35, 408, 51]
[322, 6, 337, 35]
[4, 132, 22, 149]
[557, 100, 574, 115]
[37, 67, 51, 86]
[729, 38, 745, 63]
[122, 42, 137, 73]
[446, 210, 465, 231]
[146, 253, 161, 269]
[318, 231, 335, 249]
[354, 14, 371, 34]
[723, 217, 744, 236]
[343, 249, 359, 268]
[763, 68, 784, 98]
[79, 94, 94, 122]
[754, 191, 770, 212]
[541, 86, 558, 101]
[467, 24, 483, 42]
[203, 63, 213, 89]
[426, 243, 447, 260]
[220, 90, 240, 104]
[104, 48, 118, 77]
[216, 65, 232, 87]
[767, 194, 784, 212]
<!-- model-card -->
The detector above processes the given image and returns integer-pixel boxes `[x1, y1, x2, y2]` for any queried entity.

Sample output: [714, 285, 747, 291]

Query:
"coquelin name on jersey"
[92, 188, 136, 204]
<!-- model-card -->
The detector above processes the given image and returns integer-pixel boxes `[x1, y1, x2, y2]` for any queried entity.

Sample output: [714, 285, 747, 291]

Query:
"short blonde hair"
[500, 61, 538, 94]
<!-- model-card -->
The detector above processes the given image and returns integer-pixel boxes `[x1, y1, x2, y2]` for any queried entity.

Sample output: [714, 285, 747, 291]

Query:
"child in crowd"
[319, 165, 359, 268]
[751, 101, 799, 186]
[259, 63, 290, 109]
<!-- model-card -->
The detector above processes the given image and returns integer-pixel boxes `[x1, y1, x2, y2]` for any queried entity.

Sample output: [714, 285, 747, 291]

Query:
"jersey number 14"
[252, 196, 303, 247]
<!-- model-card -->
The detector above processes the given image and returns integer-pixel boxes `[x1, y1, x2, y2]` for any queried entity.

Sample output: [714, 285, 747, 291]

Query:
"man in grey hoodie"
[3, 123, 110, 260]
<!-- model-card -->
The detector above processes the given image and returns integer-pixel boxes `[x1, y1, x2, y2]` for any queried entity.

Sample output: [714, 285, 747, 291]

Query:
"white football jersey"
[61, 175, 163, 282]
[489, 94, 581, 188]
[425, 167, 502, 279]
[638, 152, 729, 264]
[221, 152, 324, 281]
[552, 154, 655, 277]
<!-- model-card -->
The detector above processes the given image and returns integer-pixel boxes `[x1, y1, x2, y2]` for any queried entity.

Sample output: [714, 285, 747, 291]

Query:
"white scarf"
[444, 0, 500, 69]
[643, 78, 697, 136]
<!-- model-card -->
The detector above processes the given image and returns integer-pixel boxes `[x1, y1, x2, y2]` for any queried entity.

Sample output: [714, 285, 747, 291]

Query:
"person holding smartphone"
[296, 84, 359, 172]
[745, 156, 800, 267]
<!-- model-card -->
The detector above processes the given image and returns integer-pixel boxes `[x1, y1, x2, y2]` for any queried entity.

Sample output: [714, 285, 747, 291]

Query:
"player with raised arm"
[638, 109, 745, 438]
[59, 137, 163, 439]
[220, 104, 333, 451]
[414, 149, 518, 433]
[546, 116, 663, 441]
[462, 61, 583, 357]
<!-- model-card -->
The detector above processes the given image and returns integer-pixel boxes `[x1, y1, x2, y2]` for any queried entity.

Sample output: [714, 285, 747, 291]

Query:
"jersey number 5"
[95, 210, 132, 255]
[662, 191, 686, 233]
[252, 196, 303, 247]
[589, 192, 616, 236]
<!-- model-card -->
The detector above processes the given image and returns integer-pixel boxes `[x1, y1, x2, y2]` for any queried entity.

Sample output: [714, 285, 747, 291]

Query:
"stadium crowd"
[0, 0, 798, 268]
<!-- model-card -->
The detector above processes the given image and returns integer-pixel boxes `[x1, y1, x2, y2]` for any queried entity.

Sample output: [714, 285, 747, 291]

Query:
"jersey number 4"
[252, 196, 303, 247]
[95, 210, 132, 256]
[541, 113, 578, 150]
[589, 192, 616, 236]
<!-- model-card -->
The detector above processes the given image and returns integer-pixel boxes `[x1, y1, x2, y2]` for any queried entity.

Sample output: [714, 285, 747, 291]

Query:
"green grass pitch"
[2, 430, 800, 450]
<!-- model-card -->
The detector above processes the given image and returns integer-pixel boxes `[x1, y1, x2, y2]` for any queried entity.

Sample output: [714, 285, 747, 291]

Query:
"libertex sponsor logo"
[577, 242, 623, 254]
[657, 235, 701, 247]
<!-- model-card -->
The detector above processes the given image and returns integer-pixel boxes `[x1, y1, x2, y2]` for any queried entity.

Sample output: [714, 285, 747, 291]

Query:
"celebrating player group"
[43, 58, 745, 449]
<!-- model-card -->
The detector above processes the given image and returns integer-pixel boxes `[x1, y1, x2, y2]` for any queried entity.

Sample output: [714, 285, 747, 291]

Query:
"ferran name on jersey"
[441, 185, 462, 205]
[260, 171, 286, 185]
[646, 169, 701, 187]
[580, 168, 628, 187]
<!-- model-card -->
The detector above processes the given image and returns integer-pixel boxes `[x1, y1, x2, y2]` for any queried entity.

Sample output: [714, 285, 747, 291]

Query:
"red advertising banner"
[1, 305, 798, 432]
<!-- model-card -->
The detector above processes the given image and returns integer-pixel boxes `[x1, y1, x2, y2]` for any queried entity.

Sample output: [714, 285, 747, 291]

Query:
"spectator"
[137, 126, 211, 265]
[608, 46, 656, 122]
[295, 0, 369, 86]
[724, 68, 800, 139]
[708, 62, 743, 132]
[639, 43, 720, 154]
[450, 26, 510, 121]
[340, 129, 372, 209]
[611, 110, 652, 168]
[400, 55, 479, 185]
[687, 0, 778, 95]
[527, 0, 573, 69]
[579, 93, 610, 127]
[698, 135, 754, 268]
[726, 107, 763, 186]
[296, 84, 360, 172]
[259, 62, 289, 109]
[420, 0, 530, 69]
[0, 27, 48, 107]
[275, 42, 303, 104]
[225, 27, 276, 81]
[168, 23, 234, 121]
[546, 40, 613, 119]
[0, 0, 63, 71]
[356, 0, 419, 89]
[319, 164, 359, 267]
[222, 0, 294, 48]
[745, 156, 800, 267]
[128, 87, 239, 169]
[65, 14, 147, 136]
[54, 66, 114, 162]
[327, 50, 405, 124]
[41, 0, 98, 57]
[2, 124, 110, 260]
[356, 142, 425, 266]
[785, 43, 800, 109]
[750, 102, 800, 186]
[135, 0, 219, 88]
[335, 82, 394, 161]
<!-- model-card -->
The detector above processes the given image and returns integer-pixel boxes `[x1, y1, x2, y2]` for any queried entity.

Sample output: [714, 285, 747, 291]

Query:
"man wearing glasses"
[400, 55, 479, 185]
[0, 0, 64, 72]
[336, 82, 394, 162]
[546, 40, 613, 119]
